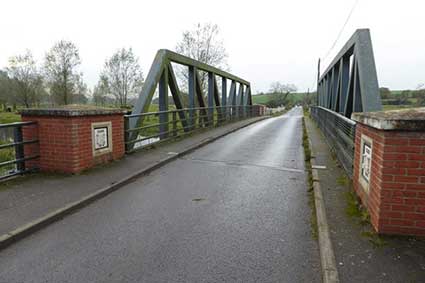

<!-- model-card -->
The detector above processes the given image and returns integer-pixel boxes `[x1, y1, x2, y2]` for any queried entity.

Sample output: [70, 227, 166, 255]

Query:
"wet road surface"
[0, 107, 320, 282]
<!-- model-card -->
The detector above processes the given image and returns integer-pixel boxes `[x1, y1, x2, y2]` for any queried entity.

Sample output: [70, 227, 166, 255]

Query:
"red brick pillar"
[252, 105, 265, 116]
[352, 108, 425, 236]
[21, 107, 126, 174]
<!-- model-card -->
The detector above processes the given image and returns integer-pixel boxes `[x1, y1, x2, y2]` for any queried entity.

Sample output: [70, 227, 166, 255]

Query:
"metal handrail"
[124, 105, 259, 152]
[312, 106, 356, 126]
[0, 121, 37, 129]
[310, 106, 356, 177]
[125, 105, 236, 118]
[0, 121, 39, 180]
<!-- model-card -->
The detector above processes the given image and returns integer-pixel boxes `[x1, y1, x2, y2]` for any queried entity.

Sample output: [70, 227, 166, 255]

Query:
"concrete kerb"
[306, 117, 340, 283]
[0, 116, 270, 251]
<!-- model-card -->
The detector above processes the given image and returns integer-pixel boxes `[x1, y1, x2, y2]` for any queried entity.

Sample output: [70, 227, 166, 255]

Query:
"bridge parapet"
[351, 108, 425, 236]
[21, 106, 125, 174]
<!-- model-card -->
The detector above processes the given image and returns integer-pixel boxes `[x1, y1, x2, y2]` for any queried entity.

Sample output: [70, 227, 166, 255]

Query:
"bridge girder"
[317, 29, 382, 118]
[128, 49, 252, 150]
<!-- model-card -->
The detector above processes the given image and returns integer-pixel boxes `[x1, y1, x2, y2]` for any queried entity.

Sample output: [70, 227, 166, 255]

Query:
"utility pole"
[306, 88, 310, 107]
[317, 58, 321, 106]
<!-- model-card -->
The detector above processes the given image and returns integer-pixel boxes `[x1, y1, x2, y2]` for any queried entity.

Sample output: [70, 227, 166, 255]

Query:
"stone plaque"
[94, 127, 109, 150]
[361, 142, 372, 182]
[91, 121, 113, 156]
[359, 134, 373, 193]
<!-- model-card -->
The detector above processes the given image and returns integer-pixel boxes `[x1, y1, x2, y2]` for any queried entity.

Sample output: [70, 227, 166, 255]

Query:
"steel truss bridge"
[313, 29, 382, 177]
[125, 49, 255, 152]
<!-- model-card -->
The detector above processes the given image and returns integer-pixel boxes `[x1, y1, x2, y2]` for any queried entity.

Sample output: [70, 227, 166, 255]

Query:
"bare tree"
[269, 82, 298, 94]
[7, 50, 44, 108]
[44, 40, 81, 105]
[100, 48, 144, 108]
[0, 70, 13, 109]
[379, 87, 391, 99]
[175, 23, 228, 92]
[73, 74, 89, 104]
[266, 82, 298, 108]
[92, 75, 109, 106]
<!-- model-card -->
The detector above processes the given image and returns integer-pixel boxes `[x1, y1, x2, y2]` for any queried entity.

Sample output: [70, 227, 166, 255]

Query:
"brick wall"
[353, 123, 425, 236]
[21, 114, 124, 174]
[252, 105, 266, 116]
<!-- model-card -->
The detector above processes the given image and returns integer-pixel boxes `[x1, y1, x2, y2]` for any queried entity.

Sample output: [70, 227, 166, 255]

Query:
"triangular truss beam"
[317, 29, 382, 118]
[128, 50, 252, 149]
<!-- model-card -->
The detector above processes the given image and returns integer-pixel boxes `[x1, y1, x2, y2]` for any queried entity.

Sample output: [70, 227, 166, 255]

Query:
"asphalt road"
[0, 107, 320, 283]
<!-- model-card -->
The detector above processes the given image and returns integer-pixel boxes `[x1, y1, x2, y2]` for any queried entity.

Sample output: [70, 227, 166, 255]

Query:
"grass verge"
[344, 188, 388, 247]
[302, 111, 318, 239]
[271, 109, 288, 117]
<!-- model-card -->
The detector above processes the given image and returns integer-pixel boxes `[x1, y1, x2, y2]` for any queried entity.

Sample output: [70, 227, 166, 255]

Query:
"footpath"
[305, 114, 425, 282]
[0, 116, 267, 248]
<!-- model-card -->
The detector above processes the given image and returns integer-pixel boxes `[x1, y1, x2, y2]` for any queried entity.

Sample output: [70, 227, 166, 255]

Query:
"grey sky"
[1, 0, 424, 93]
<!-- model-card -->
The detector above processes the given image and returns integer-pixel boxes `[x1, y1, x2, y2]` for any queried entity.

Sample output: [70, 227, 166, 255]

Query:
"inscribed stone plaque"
[91, 121, 113, 156]
[361, 142, 372, 182]
[94, 127, 109, 150]
[359, 134, 373, 194]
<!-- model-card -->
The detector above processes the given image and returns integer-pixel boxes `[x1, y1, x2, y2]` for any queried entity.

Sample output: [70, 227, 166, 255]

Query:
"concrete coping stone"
[351, 107, 425, 131]
[20, 104, 128, 117]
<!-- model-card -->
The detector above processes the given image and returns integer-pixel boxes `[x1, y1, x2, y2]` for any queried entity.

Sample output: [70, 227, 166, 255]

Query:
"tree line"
[0, 22, 305, 111]
[380, 87, 425, 107]
[0, 23, 229, 111]
[0, 41, 144, 110]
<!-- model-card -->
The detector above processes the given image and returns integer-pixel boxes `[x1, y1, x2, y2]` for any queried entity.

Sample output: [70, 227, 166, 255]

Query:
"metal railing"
[0, 121, 39, 180]
[310, 106, 356, 177]
[125, 105, 258, 153]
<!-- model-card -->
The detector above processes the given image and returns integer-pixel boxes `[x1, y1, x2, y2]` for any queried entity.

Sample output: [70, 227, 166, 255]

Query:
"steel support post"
[159, 68, 169, 139]
[208, 72, 215, 127]
[14, 126, 25, 172]
[222, 77, 227, 120]
[172, 111, 177, 137]
[188, 66, 196, 130]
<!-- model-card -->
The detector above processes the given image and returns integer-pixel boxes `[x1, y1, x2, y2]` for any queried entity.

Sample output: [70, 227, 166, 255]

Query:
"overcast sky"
[1, 0, 424, 93]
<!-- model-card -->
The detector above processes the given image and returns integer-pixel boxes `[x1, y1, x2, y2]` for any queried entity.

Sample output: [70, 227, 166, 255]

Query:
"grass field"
[253, 90, 423, 111]
[0, 112, 21, 124]
[252, 92, 310, 105]
[252, 94, 273, 104]
[0, 113, 20, 176]
[382, 104, 417, 111]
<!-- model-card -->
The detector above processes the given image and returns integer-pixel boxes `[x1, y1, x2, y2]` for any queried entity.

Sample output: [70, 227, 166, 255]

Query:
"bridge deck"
[0, 107, 320, 282]
[0, 117, 265, 236]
